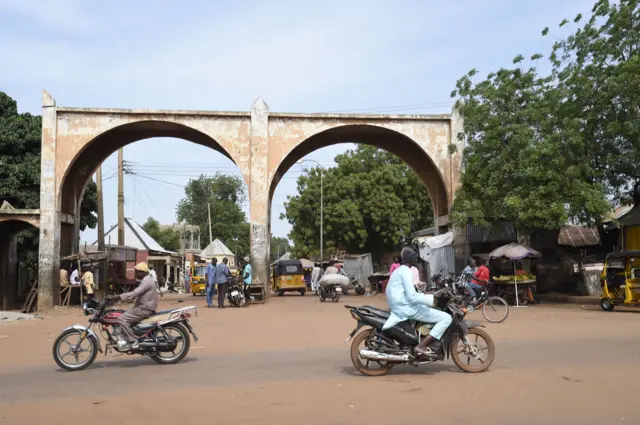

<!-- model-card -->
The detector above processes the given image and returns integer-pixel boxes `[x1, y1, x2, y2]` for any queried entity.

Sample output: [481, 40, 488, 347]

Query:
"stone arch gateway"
[37, 91, 464, 310]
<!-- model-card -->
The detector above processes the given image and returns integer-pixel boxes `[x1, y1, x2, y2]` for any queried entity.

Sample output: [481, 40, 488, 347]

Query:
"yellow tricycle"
[600, 251, 640, 311]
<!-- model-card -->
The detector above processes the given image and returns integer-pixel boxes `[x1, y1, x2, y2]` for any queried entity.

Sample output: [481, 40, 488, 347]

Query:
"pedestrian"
[311, 263, 323, 292]
[149, 265, 159, 292]
[389, 256, 401, 276]
[205, 258, 218, 308]
[216, 257, 232, 308]
[242, 257, 252, 288]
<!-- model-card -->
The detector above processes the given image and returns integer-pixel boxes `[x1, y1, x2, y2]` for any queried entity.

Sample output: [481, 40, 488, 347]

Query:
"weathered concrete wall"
[36, 92, 462, 309]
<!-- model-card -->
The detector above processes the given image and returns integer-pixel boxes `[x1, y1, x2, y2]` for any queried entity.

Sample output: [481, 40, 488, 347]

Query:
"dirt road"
[1, 294, 639, 425]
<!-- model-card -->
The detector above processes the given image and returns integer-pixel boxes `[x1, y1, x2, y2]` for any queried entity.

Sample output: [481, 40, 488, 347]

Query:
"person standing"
[311, 264, 323, 292]
[149, 265, 159, 292]
[389, 256, 401, 276]
[205, 258, 218, 308]
[242, 257, 252, 288]
[216, 257, 231, 308]
[60, 265, 70, 287]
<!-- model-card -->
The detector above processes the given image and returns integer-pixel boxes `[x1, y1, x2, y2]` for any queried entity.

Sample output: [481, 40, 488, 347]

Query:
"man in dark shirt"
[215, 257, 232, 308]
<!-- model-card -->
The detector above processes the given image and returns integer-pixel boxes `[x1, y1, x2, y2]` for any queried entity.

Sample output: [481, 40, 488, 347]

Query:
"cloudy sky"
[0, 0, 591, 246]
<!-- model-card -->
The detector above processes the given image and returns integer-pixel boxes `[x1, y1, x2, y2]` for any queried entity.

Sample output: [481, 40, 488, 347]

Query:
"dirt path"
[1, 294, 639, 424]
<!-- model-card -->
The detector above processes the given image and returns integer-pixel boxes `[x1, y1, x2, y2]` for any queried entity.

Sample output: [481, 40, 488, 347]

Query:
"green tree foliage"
[450, 63, 610, 231]
[282, 146, 434, 256]
[0, 92, 98, 271]
[142, 217, 181, 252]
[176, 173, 250, 259]
[547, 0, 640, 205]
[270, 236, 291, 262]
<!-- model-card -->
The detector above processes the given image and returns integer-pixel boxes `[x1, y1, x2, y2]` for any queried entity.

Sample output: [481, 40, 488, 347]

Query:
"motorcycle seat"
[132, 323, 155, 333]
[151, 309, 175, 316]
[362, 306, 391, 318]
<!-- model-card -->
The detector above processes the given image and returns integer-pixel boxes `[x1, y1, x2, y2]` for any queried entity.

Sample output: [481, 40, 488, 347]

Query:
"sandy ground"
[1, 293, 640, 425]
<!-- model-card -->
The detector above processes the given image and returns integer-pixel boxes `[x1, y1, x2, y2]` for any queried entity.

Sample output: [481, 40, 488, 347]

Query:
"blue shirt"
[382, 265, 434, 330]
[243, 264, 252, 284]
[215, 263, 231, 284]
[206, 263, 217, 285]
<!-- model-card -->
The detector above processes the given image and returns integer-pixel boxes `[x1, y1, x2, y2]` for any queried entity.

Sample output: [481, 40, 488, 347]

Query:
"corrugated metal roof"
[201, 238, 235, 257]
[466, 222, 516, 243]
[557, 226, 600, 247]
[97, 218, 168, 252]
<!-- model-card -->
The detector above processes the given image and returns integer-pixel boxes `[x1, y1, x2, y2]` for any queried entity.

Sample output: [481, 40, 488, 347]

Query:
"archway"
[0, 219, 39, 310]
[268, 124, 448, 265]
[47, 120, 249, 310]
[58, 120, 246, 257]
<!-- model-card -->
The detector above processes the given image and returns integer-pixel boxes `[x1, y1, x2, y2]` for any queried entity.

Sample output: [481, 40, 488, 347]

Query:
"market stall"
[488, 243, 540, 307]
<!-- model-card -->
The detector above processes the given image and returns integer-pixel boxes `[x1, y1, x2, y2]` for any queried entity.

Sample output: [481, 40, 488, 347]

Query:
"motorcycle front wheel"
[450, 328, 495, 373]
[150, 323, 191, 365]
[53, 328, 99, 371]
[350, 329, 394, 377]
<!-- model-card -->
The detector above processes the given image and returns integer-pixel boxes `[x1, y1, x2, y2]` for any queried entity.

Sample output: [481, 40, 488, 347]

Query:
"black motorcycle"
[318, 282, 342, 302]
[344, 287, 495, 376]
[351, 274, 366, 296]
[227, 276, 251, 308]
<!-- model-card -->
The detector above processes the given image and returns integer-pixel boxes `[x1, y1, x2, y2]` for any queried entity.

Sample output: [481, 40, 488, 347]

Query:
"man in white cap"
[106, 262, 158, 349]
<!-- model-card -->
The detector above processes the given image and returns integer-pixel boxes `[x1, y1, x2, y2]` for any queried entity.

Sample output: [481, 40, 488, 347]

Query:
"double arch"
[37, 92, 462, 310]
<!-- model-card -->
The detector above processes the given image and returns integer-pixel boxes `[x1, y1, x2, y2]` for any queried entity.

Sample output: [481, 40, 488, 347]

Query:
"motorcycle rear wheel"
[350, 329, 394, 377]
[332, 292, 340, 303]
[150, 323, 191, 365]
[450, 328, 495, 373]
[53, 328, 99, 372]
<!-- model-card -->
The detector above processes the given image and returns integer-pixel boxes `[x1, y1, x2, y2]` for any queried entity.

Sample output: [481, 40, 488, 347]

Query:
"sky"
[0, 0, 592, 247]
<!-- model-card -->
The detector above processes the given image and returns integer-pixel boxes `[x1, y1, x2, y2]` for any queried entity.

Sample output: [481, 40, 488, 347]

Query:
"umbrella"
[488, 243, 540, 307]
[488, 243, 540, 260]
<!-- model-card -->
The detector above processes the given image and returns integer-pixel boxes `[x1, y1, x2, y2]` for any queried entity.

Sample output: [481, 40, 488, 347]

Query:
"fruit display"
[493, 273, 535, 282]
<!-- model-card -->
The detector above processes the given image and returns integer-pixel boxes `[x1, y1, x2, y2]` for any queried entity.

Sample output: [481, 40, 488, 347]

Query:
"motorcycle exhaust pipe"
[359, 349, 410, 362]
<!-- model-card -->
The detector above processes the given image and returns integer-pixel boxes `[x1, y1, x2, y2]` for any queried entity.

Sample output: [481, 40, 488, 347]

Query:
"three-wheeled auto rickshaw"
[191, 262, 208, 296]
[600, 250, 640, 311]
[272, 260, 306, 296]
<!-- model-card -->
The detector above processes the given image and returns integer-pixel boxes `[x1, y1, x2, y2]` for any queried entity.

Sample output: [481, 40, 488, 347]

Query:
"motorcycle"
[318, 283, 342, 302]
[52, 298, 198, 372]
[344, 287, 495, 376]
[227, 276, 251, 308]
[351, 274, 366, 296]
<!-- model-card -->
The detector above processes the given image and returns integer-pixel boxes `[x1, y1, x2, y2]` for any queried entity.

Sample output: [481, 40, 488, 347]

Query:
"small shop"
[147, 251, 183, 289]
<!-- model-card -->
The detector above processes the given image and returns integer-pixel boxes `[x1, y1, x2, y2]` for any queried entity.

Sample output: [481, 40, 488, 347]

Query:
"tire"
[349, 329, 394, 377]
[300, 290, 305, 296]
[53, 328, 99, 372]
[150, 323, 191, 365]
[320, 295, 326, 302]
[601, 298, 615, 312]
[332, 293, 340, 303]
[277, 290, 284, 297]
[481, 296, 510, 323]
[355, 286, 365, 296]
[451, 328, 495, 373]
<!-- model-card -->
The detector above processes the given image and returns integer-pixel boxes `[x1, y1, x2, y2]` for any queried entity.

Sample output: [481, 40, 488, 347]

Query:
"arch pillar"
[249, 98, 270, 294]
[38, 91, 61, 311]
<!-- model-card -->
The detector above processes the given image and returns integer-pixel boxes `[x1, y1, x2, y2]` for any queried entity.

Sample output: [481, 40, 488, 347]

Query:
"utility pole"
[207, 203, 213, 245]
[117, 148, 125, 246]
[96, 165, 105, 251]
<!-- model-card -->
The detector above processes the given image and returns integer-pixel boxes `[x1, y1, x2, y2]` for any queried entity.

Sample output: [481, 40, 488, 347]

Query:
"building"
[96, 218, 182, 284]
[201, 238, 237, 269]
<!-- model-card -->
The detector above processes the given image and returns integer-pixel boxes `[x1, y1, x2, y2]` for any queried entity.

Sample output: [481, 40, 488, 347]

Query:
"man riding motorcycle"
[105, 262, 158, 349]
[382, 247, 452, 358]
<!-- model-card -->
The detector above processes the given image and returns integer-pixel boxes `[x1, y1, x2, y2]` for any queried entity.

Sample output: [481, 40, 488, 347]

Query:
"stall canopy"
[299, 258, 314, 269]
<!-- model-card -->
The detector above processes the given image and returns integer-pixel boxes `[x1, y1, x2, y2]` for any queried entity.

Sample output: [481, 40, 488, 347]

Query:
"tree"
[282, 146, 434, 256]
[142, 217, 181, 252]
[546, 0, 640, 205]
[270, 236, 290, 262]
[176, 173, 250, 259]
[450, 61, 610, 232]
[0, 92, 98, 271]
